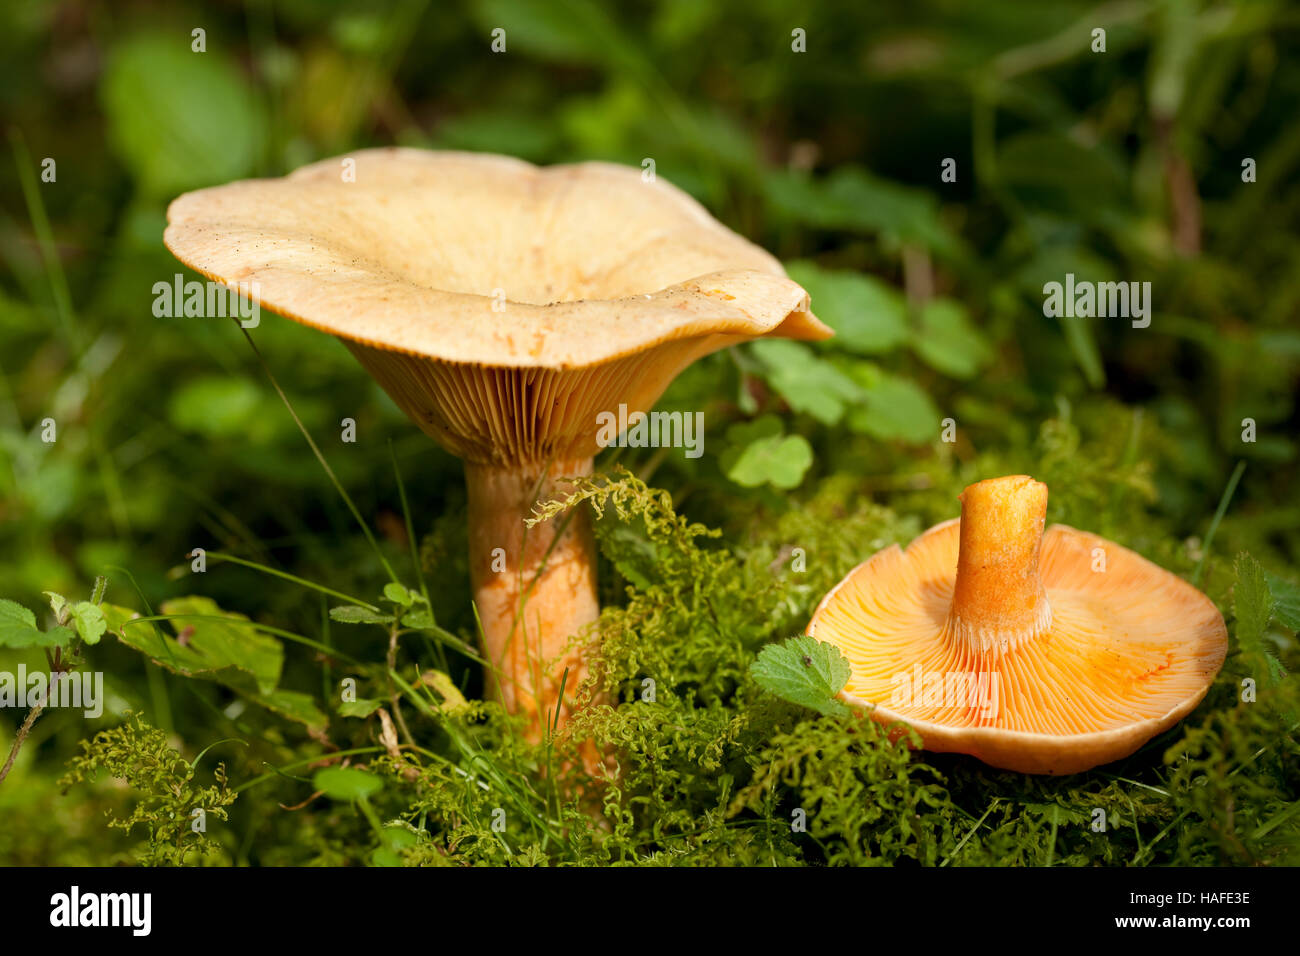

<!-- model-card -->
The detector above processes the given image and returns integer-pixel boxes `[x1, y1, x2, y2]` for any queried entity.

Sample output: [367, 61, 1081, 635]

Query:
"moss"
[58, 713, 237, 866]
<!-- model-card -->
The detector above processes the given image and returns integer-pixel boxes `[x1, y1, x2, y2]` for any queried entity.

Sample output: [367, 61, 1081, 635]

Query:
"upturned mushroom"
[164, 147, 829, 742]
[807, 475, 1227, 774]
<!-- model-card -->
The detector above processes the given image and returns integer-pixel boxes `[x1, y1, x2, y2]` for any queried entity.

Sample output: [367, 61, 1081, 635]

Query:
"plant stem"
[0, 689, 49, 786]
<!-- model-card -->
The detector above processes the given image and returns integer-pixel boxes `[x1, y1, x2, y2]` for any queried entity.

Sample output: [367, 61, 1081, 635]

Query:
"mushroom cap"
[163, 148, 829, 465]
[807, 519, 1228, 774]
[163, 147, 828, 369]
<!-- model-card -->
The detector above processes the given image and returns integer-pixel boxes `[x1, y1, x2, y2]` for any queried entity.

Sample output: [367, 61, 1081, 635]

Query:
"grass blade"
[1193, 460, 1246, 587]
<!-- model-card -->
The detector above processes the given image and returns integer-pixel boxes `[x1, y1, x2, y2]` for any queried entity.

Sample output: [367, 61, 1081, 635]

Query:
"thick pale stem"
[948, 475, 1052, 653]
[466, 458, 598, 742]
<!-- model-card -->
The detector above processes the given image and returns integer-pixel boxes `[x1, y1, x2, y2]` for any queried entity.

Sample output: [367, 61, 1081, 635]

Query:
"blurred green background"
[1, 0, 1298, 864]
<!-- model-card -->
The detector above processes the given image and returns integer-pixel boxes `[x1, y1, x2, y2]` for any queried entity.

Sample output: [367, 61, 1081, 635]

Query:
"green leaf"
[314, 766, 383, 802]
[720, 416, 813, 489]
[372, 825, 418, 867]
[421, 670, 469, 713]
[0, 624, 77, 650]
[784, 261, 909, 354]
[42, 626, 78, 649]
[168, 597, 282, 694]
[1264, 572, 1300, 632]
[101, 33, 266, 196]
[846, 368, 942, 443]
[246, 688, 328, 730]
[100, 603, 140, 639]
[912, 299, 995, 379]
[383, 583, 413, 607]
[115, 597, 283, 695]
[46, 595, 319, 738]
[0, 599, 67, 648]
[0, 599, 37, 630]
[0, 598, 39, 646]
[749, 339, 864, 425]
[1264, 653, 1288, 686]
[44, 591, 68, 619]
[339, 698, 384, 718]
[399, 606, 435, 630]
[70, 601, 107, 646]
[330, 606, 395, 625]
[1233, 553, 1273, 653]
[750, 635, 852, 717]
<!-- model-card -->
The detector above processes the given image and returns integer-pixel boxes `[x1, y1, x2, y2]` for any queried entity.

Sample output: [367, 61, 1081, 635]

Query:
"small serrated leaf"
[0, 599, 37, 630]
[0, 599, 49, 648]
[750, 635, 852, 717]
[40, 626, 78, 650]
[1233, 553, 1273, 653]
[71, 601, 108, 646]
[1263, 572, 1300, 632]
[1265, 653, 1288, 686]
[44, 591, 68, 619]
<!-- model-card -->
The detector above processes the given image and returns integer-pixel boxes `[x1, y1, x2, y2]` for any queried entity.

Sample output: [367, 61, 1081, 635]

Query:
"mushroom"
[806, 475, 1227, 773]
[163, 147, 830, 743]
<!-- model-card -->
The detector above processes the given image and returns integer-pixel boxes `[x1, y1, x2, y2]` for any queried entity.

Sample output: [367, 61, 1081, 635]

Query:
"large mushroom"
[807, 475, 1227, 774]
[164, 148, 829, 743]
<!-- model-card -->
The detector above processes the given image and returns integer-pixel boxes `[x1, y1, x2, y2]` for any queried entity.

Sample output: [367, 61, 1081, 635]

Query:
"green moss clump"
[59, 713, 237, 866]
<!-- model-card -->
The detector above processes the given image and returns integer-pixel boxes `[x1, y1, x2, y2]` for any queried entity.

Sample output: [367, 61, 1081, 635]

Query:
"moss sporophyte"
[163, 148, 831, 745]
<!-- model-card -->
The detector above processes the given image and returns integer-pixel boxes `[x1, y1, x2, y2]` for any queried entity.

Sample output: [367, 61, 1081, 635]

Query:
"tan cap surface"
[163, 148, 829, 370]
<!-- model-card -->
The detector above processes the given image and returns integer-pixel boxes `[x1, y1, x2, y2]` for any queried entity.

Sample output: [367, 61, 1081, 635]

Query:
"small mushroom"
[807, 475, 1227, 773]
[164, 148, 829, 742]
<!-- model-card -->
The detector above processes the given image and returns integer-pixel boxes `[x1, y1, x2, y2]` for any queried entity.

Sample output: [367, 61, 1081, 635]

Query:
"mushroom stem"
[465, 458, 598, 742]
[948, 475, 1052, 653]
